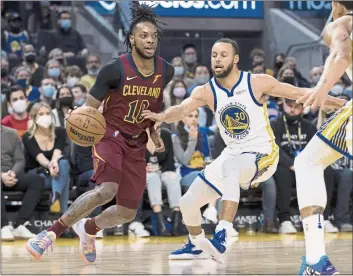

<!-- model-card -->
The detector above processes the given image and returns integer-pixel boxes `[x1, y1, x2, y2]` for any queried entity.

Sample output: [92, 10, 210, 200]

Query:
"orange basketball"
[65, 106, 106, 147]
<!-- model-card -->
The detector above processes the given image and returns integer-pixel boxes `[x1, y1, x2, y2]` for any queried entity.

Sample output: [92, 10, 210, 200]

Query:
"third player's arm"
[316, 21, 352, 94]
[254, 74, 346, 110]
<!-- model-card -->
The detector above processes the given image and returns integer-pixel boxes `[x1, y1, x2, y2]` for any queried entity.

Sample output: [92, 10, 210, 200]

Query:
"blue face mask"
[75, 98, 85, 107]
[195, 75, 209, 85]
[48, 68, 61, 78]
[60, 19, 71, 30]
[1, 94, 6, 103]
[42, 85, 55, 98]
[17, 78, 28, 89]
[174, 66, 184, 76]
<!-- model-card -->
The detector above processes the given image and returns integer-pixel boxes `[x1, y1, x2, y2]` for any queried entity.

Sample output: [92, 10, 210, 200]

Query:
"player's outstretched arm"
[142, 86, 208, 123]
[257, 74, 345, 110]
[297, 21, 351, 109]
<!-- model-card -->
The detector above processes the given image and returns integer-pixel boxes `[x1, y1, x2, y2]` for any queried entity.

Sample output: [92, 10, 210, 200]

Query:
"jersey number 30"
[124, 100, 150, 123]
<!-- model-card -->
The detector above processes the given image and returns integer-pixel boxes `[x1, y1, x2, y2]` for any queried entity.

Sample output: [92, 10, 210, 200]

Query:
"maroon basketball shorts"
[90, 127, 147, 209]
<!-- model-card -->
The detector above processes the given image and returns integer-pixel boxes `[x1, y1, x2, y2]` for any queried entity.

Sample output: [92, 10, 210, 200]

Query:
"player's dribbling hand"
[296, 88, 328, 111]
[150, 130, 165, 153]
[65, 106, 79, 120]
[142, 110, 165, 122]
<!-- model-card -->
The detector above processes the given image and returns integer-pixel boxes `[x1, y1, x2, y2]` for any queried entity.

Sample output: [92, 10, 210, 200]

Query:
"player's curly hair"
[124, 2, 165, 51]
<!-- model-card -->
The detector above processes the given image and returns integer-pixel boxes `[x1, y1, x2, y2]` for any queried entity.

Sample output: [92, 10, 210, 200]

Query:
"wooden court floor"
[1, 232, 352, 275]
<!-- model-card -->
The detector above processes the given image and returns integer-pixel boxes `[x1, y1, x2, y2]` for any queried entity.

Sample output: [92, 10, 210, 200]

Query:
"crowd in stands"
[1, 2, 352, 241]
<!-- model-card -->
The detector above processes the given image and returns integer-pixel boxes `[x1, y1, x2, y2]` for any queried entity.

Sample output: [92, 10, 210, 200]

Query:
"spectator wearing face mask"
[271, 99, 337, 234]
[14, 66, 40, 102]
[1, 12, 30, 58]
[277, 64, 297, 86]
[329, 78, 346, 97]
[171, 56, 194, 87]
[163, 80, 187, 132]
[1, 58, 15, 87]
[80, 54, 101, 90]
[45, 59, 65, 86]
[48, 48, 66, 67]
[187, 65, 214, 130]
[187, 64, 210, 95]
[71, 84, 87, 107]
[273, 53, 285, 78]
[52, 86, 74, 127]
[309, 66, 323, 87]
[251, 64, 266, 74]
[1, 85, 29, 138]
[23, 102, 70, 214]
[22, 44, 45, 87]
[182, 44, 198, 79]
[250, 48, 274, 76]
[163, 56, 192, 112]
[284, 56, 310, 87]
[50, 10, 87, 57]
[266, 95, 280, 121]
[65, 65, 82, 88]
[32, 78, 57, 110]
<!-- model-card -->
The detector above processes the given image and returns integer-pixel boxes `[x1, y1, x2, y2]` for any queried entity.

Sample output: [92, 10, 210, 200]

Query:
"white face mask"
[12, 99, 27, 114]
[36, 115, 52, 128]
[67, 77, 80, 88]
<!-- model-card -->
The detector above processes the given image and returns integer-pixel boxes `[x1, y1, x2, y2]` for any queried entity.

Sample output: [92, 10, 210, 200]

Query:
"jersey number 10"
[124, 100, 150, 123]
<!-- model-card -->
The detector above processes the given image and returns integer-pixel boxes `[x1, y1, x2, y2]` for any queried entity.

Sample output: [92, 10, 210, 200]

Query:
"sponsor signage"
[139, 1, 264, 18]
[285, 1, 331, 13]
[85, 1, 264, 18]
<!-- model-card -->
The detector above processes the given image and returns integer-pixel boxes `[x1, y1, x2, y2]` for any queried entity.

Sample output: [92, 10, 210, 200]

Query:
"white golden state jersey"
[209, 71, 277, 154]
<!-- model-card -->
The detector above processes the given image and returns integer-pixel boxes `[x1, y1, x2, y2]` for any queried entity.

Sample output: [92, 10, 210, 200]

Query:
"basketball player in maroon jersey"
[26, 4, 174, 263]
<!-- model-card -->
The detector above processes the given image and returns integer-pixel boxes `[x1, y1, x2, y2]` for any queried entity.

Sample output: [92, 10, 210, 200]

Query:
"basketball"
[65, 106, 106, 147]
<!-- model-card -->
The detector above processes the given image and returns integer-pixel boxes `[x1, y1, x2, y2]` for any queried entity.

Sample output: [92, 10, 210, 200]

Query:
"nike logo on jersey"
[235, 89, 246, 95]
[127, 76, 138, 81]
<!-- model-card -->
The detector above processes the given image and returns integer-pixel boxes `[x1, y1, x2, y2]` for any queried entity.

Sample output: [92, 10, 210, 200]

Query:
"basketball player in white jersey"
[142, 38, 344, 264]
[294, 1, 352, 274]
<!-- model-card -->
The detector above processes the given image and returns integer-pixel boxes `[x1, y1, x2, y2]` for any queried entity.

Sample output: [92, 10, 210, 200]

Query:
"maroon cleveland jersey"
[90, 53, 174, 137]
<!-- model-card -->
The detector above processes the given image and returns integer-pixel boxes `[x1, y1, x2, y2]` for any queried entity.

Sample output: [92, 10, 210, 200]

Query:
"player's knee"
[94, 182, 118, 204]
[179, 192, 193, 213]
[294, 151, 307, 172]
[116, 206, 136, 223]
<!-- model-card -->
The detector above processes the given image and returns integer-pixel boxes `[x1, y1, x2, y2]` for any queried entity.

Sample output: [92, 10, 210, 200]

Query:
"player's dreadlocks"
[124, 2, 165, 51]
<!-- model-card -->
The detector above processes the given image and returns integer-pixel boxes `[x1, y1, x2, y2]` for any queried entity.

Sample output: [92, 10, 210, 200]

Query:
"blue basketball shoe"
[169, 237, 208, 260]
[25, 230, 56, 260]
[199, 228, 228, 264]
[298, 255, 339, 275]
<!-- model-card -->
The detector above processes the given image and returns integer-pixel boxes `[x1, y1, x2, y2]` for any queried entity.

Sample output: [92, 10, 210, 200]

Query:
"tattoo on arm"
[300, 205, 324, 219]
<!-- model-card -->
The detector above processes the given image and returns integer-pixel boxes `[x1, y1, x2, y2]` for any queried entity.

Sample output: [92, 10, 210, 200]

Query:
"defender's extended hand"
[142, 110, 165, 122]
[296, 88, 328, 111]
